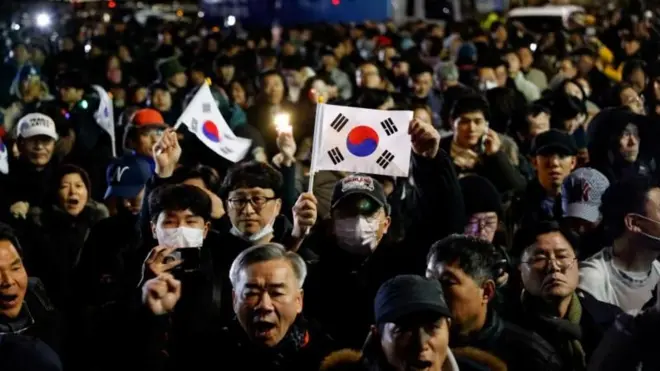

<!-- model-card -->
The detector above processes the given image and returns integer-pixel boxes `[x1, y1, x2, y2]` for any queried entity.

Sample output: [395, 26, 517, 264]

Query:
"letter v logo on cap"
[113, 166, 129, 183]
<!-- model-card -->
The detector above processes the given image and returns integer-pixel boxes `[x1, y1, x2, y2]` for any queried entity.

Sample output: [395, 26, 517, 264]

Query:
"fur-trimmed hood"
[320, 346, 508, 371]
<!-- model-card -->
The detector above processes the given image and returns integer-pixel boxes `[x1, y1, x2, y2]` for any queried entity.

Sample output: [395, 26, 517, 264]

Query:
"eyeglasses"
[227, 196, 278, 210]
[522, 255, 577, 271]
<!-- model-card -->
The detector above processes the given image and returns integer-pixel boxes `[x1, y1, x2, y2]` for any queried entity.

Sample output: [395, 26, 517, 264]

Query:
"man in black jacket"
[426, 234, 563, 371]
[0, 225, 63, 364]
[303, 117, 466, 349]
[512, 221, 622, 370]
[142, 243, 335, 371]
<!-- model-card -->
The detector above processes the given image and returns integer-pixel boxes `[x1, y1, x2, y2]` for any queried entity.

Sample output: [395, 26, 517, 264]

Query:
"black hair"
[622, 59, 647, 82]
[172, 165, 222, 195]
[149, 184, 212, 224]
[359, 60, 386, 79]
[601, 176, 659, 240]
[410, 63, 434, 78]
[512, 220, 580, 262]
[219, 161, 283, 200]
[550, 93, 586, 126]
[450, 94, 491, 121]
[0, 223, 24, 258]
[427, 234, 504, 284]
[52, 164, 92, 205]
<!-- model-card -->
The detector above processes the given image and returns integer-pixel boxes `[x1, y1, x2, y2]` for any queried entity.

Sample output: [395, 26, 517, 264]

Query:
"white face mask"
[480, 80, 498, 91]
[156, 226, 205, 248]
[333, 216, 381, 255]
[230, 216, 276, 243]
[632, 214, 660, 244]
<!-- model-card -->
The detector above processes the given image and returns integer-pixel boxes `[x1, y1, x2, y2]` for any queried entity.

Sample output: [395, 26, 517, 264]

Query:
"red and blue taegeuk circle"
[0, 140, 5, 153]
[202, 120, 221, 143]
[346, 125, 379, 157]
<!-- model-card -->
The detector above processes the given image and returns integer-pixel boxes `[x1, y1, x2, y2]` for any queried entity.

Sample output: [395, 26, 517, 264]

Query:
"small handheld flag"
[309, 104, 412, 178]
[175, 84, 252, 163]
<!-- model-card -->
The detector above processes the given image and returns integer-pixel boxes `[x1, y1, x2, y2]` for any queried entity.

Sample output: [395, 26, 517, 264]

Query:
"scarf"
[450, 140, 480, 170]
[522, 292, 587, 370]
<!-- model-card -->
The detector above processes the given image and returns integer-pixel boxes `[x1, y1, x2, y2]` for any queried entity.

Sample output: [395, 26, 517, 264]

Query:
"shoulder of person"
[26, 277, 57, 313]
[500, 320, 563, 366]
[578, 289, 624, 325]
[86, 200, 110, 222]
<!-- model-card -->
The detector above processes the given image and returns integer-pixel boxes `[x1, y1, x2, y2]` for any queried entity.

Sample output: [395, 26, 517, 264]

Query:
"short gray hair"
[229, 243, 308, 289]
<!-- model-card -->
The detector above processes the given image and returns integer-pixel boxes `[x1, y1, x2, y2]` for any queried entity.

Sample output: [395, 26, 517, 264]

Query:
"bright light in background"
[226, 15, 236, 26]
[331, 0, 340, 5]
[84, 43, 92, 53]
[102, 13, 111, 23]
[35, 13, 52, 28]
[108, 1, 116, 9]
[530, 43, 538, 52]
[197, 11, 205, 18]
[11, 23, 20, 31]
[176, 9, 184, 17]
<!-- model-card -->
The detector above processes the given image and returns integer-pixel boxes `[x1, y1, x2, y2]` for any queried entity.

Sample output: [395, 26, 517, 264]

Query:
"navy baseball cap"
[104, 156, 152, 200]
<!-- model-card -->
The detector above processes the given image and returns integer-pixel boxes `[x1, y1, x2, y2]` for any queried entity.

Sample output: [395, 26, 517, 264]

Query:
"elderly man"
[143, 243, 334, 370]
[427, 235, 562, 370]
[0, 224, 62, 360]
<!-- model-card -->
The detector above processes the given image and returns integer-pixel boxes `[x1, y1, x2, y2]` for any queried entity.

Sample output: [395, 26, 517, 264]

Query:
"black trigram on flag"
[328, 147, 345, 165]
[202, 103, 212, 114]
[330, 113, 349, 132]
[219, 146, 234, 155]
[380, 118, 398, 136]
[376, 150, 395, 169]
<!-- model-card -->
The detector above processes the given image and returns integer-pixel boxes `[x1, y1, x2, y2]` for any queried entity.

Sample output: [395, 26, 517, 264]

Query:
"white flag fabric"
[91, 85, 117, 157]
[0, 137, 8, 175]
[177, 84, 252, 163]
[311, 104, 413, 177]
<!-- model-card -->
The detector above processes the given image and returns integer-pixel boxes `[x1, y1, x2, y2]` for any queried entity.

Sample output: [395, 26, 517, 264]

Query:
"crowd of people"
[2, 4, 660, 371]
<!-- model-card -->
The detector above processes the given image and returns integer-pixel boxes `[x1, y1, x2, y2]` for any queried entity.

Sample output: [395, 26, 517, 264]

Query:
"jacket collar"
[451, 308, 504, 350]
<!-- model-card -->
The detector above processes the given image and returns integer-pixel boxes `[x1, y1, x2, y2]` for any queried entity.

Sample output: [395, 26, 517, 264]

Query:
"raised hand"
[409, 118, 440, 158]
[153, 128, 181, 178]
[142, 273, 182, 315]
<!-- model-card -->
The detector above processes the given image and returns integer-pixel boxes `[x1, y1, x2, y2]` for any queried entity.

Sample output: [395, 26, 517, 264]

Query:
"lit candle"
[274, 113, 292, 134]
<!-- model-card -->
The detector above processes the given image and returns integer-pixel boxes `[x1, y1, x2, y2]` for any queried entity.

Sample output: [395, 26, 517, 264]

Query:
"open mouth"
[0, 293, 19, 307]
[66, 199, 80, 207]
[253, 321, 277, 337]
[409, 359, 433, 370]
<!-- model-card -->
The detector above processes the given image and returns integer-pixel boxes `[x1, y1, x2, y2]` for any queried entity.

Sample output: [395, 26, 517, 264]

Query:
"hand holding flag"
[153, 129, 181, 178]
[310, 104, 413, 177]
[409, 118, 440, 159]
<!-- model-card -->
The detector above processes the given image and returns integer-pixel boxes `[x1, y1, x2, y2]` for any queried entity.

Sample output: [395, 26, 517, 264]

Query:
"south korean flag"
[311, 104, 413, 177]
[0, 137, 8, 175]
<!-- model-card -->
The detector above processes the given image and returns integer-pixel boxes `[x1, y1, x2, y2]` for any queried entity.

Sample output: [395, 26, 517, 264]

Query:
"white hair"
[229, 243, 307, 289]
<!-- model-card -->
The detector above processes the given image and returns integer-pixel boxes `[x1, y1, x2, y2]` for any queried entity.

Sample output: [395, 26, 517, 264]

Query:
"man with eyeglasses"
[512, 220, 622, 370]
[426, 234, 562, 371]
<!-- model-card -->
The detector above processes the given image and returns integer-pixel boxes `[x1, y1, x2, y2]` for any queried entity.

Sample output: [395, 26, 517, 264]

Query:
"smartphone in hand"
[169, 248, 202, 273]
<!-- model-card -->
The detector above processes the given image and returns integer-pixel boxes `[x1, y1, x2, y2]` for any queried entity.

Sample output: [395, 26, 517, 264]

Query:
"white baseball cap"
[18, 113, 58, 140]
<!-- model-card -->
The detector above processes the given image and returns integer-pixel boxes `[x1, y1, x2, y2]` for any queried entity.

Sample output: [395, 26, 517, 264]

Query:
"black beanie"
[459, 175, 503, 218]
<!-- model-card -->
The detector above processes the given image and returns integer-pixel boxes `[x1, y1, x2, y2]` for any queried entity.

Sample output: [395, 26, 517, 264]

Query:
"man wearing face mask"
[304, 118, 466, 348]
[579, 176, 660, 314]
